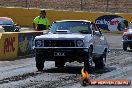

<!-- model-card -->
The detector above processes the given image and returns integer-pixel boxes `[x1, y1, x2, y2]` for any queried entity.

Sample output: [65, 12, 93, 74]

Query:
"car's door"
[92, 23, 104, 55]
[95, 24, 107, 54]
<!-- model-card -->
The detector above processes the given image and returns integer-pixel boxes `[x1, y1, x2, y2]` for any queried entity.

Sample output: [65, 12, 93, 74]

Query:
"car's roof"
[55, 20, 92, 23]
[0, 17, 12, 20]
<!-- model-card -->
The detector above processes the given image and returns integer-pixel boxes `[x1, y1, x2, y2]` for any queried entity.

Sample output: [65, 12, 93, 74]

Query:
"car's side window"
[92, 24, 96, 31]
[92, 23, 102, 36]
[95, 24, 102, 35]
[91, 23, 96, 35]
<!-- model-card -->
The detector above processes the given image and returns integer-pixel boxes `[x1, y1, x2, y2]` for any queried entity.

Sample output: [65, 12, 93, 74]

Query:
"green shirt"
[33, 16, 49, 29]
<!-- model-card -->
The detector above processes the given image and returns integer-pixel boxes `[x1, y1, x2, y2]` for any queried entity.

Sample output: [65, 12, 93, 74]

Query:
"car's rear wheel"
[35, 53, 45, 71]
[84, 47, 93, 71]
[95, 51, 106, 69]
[117, 21, 128, 31]
[123, 43, 127, 51]
[55, 60, 65, 68]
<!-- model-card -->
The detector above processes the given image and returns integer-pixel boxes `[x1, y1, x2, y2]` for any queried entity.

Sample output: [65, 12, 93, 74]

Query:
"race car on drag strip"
[34, 20, 109, 71]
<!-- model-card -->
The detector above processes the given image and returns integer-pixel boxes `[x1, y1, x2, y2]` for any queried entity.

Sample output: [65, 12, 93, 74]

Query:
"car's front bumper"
[122, 40, 132, 47]
[123, 40, 132, 44]
[35, 47, 89, 62]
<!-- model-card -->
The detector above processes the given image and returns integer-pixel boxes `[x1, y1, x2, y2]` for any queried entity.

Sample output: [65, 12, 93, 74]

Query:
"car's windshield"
[0, 19, 14, 25]
[49, 21, 92, 34]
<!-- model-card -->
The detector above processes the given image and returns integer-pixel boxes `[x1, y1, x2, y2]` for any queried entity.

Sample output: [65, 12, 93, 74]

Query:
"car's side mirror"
[94, 31, 102, 36]
[14, 24, 21, 32]
[14, 28, 20, 32]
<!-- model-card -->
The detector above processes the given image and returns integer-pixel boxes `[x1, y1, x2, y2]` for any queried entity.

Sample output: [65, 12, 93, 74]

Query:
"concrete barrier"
[0, 32, 18, 60]
[0, 7, 108, 26]
[0, 31, 43, 60]
[18, 32, 43, 56]
[0, 7, 132, 28]
[0, 7, 39, 26]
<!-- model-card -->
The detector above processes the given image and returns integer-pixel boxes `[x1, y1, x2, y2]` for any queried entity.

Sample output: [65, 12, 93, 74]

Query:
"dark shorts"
[37, 24, 46, 30]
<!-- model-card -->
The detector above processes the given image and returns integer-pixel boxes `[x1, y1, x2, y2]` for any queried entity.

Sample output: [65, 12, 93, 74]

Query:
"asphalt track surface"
[0, 32, 132, 88]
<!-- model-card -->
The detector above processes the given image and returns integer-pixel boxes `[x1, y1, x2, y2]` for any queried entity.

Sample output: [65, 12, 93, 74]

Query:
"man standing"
[33, 9, 49, 31]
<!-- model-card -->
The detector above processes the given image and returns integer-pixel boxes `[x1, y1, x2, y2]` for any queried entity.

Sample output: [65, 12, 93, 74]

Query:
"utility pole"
[80, 0, 83, 11]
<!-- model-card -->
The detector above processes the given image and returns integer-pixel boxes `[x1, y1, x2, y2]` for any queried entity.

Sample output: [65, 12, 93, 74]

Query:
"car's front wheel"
[95, 51, 106, 69]
[84, 47, 93, 71]
[35, 53, 45, 71]
[123, 43, 127, 51]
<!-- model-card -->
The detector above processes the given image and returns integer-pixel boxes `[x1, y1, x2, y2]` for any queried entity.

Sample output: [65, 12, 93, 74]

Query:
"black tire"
[84, 47, 93, 71]
[55, 60, 65, 68]
[117, 21, 128, 31]
[95, 52, 106, 69]
[35, 53, 45, 71]
[123, 43, 127, 51]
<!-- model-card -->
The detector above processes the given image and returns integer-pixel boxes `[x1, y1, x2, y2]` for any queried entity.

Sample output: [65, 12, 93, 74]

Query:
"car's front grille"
[44, 40, 75, 47]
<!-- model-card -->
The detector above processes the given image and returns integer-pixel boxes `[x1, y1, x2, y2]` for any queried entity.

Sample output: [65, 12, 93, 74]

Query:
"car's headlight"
[123, 35, 128, 40]
[76, 40, 84, 47]
[35, 40, 42, 47]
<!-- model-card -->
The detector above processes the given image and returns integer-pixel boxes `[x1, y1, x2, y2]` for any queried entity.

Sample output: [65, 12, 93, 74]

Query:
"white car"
[34, 20, 109, 71]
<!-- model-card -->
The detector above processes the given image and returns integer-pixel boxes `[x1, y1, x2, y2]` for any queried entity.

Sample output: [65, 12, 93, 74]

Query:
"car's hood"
[35, 33, 92, 40]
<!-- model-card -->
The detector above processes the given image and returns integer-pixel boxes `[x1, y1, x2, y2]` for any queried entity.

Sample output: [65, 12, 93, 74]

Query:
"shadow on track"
[126, 50, 132, 52]
[42, 66, 116, 75]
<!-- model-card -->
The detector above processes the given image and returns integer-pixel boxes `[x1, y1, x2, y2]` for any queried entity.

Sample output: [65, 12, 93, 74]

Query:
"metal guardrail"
[0, 0, 132, 13]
